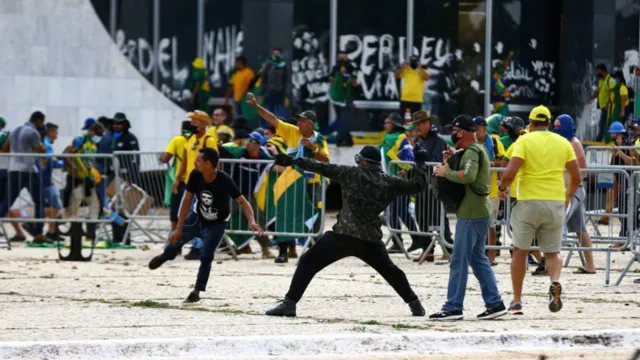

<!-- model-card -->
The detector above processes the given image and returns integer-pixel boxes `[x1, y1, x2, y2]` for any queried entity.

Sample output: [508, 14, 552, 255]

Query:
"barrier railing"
[109, 152, 327, 255]
[384, 160, 448, 262]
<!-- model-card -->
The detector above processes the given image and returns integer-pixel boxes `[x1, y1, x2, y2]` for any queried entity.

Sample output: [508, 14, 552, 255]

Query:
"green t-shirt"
[443, 143, 491, 219]
[0, 130, 9, 148]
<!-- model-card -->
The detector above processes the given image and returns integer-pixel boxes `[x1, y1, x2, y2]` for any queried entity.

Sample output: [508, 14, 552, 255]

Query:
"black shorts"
[170, 182, 186, 222]
[399, 101, 422, 116]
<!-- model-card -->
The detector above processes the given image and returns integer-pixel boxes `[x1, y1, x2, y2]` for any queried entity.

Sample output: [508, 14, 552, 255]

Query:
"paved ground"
[1, 214, 639, 359]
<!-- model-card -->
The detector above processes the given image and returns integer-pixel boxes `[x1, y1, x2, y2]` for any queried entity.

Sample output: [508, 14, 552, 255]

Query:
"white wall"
[0, 0, 186, 153]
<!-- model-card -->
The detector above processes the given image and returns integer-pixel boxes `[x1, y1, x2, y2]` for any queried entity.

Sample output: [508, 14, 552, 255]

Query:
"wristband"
[498, 186, 507, 192]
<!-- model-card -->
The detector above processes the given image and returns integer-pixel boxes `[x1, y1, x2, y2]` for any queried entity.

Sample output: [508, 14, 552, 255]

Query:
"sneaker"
[408, 299, 425, 316]
[508, 301, 524, 315]
[9, 234, 26, 242]
[182, 291, 201, 305]
[548, 281, 563, 313]
[31, 234, 51, 244]
[265, 298, 296, 317]
[288, 246, 298, 259]
[148, 254, 168, 270]
[274, 254, 288, 263]
[386, 241, 404, 254]
[184, 249, 201, 260]
[429, 310, 464, 321]
[477, 303, 507, 320]
[527, 254, 538, 265]
[531, 264, 547, 276]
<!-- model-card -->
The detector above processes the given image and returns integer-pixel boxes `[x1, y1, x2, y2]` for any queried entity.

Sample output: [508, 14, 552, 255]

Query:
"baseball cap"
[0, 116, 6, 127]
[529, 105, 552, 122]
[248, 131, 266, 145]
[473, 116, 487, 127]
[404, 122, 416, 131]
[451, 115, 477, 132]
[82, 118, 96, 130]
[295, 110, 317, 123]
[388, 112, 405, 129]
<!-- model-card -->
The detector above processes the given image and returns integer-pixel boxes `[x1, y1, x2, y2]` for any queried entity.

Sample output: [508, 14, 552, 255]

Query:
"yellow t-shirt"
[400, 68, 427, 103]
[489, 134, 506, 198]
[510, 131, 576, 201]
[230, 67, 256, 102]
[183, 133, 218, 183]
[277, 119, 330, 183]
[598, 75, 616, 109]
[609, 84, 630, 108]
[164, 135, 188, 177]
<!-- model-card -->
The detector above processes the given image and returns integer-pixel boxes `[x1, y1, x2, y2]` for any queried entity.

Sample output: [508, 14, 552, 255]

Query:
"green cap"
[0, 116, 6, 127]
[405, 122, 416, 131]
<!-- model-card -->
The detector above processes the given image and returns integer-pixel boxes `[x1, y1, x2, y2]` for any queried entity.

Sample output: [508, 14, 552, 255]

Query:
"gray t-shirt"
[8, 122, 43, 172]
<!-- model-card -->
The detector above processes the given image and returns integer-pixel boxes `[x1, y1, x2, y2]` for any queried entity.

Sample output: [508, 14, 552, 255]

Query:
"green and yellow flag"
[274, 167, 319, 241]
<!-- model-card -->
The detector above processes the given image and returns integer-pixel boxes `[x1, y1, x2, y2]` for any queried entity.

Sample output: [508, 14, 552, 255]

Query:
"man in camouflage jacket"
[265, 145, 430, 317]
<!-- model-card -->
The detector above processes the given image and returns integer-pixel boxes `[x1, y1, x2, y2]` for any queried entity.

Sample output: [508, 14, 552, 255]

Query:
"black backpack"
[432, 145, 489, 213]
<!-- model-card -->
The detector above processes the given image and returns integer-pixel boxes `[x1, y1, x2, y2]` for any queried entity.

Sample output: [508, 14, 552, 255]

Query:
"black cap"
[452, 115, 477, 132]
[356, 145, 381, 165]
[295, 110, 317, 123]
[473, 116, 487, 127]
[596, 63, 607, 72]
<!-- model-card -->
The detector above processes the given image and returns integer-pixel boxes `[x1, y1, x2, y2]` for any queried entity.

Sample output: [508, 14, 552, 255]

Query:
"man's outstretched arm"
[274, 154, 348, 182]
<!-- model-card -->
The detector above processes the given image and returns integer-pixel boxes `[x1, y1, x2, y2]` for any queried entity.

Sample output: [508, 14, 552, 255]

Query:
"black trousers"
[285, 231, 418, 303]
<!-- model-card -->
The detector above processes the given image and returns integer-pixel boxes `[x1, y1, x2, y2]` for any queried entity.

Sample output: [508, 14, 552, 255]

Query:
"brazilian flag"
[274, 167, 319, 241]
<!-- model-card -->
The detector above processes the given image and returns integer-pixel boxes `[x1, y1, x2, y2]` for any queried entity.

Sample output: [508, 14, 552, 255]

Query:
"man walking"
[552, 114, 597, 274]
[430, 115, 506, 320]
[585, 64, 615, 141]
[264, 145, 430, 317]
[149, 148, 263, 304]
[499, 106, 581, 314]
[0, 111, 47, 244]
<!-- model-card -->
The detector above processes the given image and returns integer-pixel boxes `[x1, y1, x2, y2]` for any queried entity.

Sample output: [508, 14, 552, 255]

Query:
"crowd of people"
[0, 111, 141, 245]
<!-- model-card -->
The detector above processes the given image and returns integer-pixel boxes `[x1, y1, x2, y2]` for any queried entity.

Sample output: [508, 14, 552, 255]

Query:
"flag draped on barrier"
[274, 167, 319, 240]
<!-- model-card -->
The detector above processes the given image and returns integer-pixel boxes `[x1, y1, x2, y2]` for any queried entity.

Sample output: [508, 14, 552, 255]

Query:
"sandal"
[573, 267, 596, 274]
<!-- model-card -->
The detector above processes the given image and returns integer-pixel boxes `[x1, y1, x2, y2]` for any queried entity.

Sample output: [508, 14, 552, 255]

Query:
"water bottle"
[103, 208, 127, 226]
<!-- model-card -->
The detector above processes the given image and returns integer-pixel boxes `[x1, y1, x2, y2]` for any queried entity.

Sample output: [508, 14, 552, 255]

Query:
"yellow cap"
[192, 57, 205, 69]
[528, 105, 551, 122]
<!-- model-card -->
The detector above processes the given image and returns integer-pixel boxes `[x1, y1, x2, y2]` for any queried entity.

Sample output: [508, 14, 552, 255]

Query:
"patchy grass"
[361, 320, 381, 325]
[350, 326, 367, 333]
[39, 274, 55, 279]
[131, 300, 171, 309]
[392, 323, 430, 330]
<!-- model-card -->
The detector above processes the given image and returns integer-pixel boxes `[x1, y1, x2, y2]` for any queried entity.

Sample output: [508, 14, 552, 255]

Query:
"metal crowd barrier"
[384, 159, 640, 285]
[109, 151, 327, 256]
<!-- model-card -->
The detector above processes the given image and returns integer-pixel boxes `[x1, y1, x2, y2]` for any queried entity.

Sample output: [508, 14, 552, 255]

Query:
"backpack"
[432, 145, 488, 213]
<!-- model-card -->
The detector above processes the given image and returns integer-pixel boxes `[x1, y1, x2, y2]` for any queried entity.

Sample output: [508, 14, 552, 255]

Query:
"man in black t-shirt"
[148, 148, 263, 305]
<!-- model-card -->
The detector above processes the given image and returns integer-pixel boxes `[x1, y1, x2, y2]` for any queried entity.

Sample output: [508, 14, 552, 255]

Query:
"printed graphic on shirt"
[199, 190, 218, 221]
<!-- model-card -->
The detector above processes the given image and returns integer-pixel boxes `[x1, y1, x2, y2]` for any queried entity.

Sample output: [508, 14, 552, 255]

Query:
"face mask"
[410, 61, 418, 69]
[92, 135, 102, 143]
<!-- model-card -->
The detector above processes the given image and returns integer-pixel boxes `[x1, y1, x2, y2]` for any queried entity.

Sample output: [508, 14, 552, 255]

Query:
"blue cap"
[473, 116, 487, 127]
[82, 118, 96, 130]
[248, 131, 266, 145]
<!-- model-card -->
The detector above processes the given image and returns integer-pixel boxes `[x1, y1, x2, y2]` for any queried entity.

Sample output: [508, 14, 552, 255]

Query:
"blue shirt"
[483, 134, 495, 161]
[397, 137, 414, 162]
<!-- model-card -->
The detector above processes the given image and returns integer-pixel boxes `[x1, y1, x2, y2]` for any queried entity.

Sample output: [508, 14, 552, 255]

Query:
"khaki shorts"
[511, 200, 565, 253]
[489, 197, 500, 228]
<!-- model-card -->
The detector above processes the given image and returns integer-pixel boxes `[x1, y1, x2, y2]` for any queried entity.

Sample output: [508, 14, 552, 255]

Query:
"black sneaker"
[531, 264, 547, 276]
[548, 281, 563, 313]
[429, 310, 463, 321]
[183, 291, 201, 305]
[508, 301, 524, 315]
[184, 249, 201, 260]
[275, 244, 288, 263]
[408, 299, 425, 316]
[265, 298, 296, 317]
[148, 254, 168, 270]
[9, 234, 26, 242]
[477, 302, 507, 320]
[386, 241, 404, 254]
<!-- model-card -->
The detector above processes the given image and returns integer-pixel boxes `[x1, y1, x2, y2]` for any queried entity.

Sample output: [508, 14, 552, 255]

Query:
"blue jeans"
[0, 171, 44, 235]
[443, 216, 502, 312]
[323, 103, 353, 145]
[162, 211, 226, 291]
[389, 195, 418, 240]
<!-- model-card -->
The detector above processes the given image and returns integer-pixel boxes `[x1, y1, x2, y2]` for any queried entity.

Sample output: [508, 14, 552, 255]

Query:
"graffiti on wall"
[291, 29, 330, 103]
[114, 26, 242, 106]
